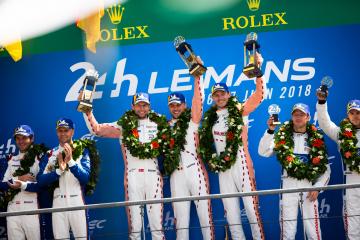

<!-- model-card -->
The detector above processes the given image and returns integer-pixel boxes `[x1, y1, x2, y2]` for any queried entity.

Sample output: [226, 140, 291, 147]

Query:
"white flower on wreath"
[145, 148, 149, 152]
[280, 136, 285, 139]
[345, 128, 352, 132]
[212, 153, 217, 158]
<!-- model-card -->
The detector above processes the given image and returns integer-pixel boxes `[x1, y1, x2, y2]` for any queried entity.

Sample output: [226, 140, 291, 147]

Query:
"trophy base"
[77, 101, 93, 113]
[190, 63, 207, 77]
[243, 64, 262, 78]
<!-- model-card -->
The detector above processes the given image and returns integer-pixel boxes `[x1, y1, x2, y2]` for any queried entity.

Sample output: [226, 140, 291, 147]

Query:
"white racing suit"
[169, 120, 214, 240]
[1, 152, 41, 240]
[317, 102, 360, 240]
[169, 75, 213, 240]
[211, 77, 266, 240]
[84, 112, 165, 240]
[258, 130, 331, 240]
[37, 146, 90, 240]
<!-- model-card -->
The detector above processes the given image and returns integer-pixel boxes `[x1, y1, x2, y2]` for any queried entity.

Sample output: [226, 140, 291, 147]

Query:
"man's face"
[15, 135, 33, 153]
[348, 109, 360, 128]
[212, 91, 230, 109]
[56, 127, 74, 145]
[169, 102, 186, 119]
[132, 102, 150, 119]
[291, 110, 310, 129]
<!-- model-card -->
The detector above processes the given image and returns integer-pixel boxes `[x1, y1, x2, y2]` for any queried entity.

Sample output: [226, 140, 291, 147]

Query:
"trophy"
[174, 36, 207, 77]
[319, 76, 333, 97]
[77, 69, 99, 113]
[268, 104, 281, 125]
[243, 32, 262, 78]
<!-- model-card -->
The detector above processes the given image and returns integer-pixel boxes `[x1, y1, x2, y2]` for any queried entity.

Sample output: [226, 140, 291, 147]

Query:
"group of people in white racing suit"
[1, 52, 359, 240]
[1, 118, 90, 240]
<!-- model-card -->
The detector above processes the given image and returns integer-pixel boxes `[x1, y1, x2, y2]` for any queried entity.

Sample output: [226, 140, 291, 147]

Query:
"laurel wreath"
[117, 110, 170, 159]
[0, 144, 48, 208]
[274, 121, 328, 182]
[199, 96, 244, 172]
[163, 108, 191, 175]
[339, 118, 360, 173]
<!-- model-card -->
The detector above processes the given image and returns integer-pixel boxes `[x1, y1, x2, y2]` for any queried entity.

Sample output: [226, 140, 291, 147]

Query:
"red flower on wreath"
[224, 155, 230, 161]
[151, 141, 160, 149]
[311, 125, 318, 131]
[312, 157, 321, 165]
[132, 129, 139, 138]
[169, 138, 175, 148]
[286, 156, 294, 162]
[226, 132, 234, 141]
[312, 139, 324, 148]
[47, 150, 53, 158]
[161, 134, 167, 140]
[343, 131, 353, 138]
[344, 151, 352, 159]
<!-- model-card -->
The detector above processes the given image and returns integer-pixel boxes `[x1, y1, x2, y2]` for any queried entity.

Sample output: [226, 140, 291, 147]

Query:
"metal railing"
[1, 183, 359, 217]
[1, 183, 359, 239]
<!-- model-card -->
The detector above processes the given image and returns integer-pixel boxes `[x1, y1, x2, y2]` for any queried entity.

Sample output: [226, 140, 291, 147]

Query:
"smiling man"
[37, 118, 90, 240]
[81, 92, 169, 240]
[199, 53, 266, 240]
[258, 103, 331, 240]
[164, 75, 214, 240]
[1, 125, 46, 240]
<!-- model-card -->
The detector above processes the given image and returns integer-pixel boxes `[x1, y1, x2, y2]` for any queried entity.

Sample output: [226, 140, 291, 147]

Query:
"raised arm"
[258, 116, 277, 157]
[258, 130, 276, 157]
[191, 76, 204, 124]
[316, 101, 339, 142]
[83, 111, 122, 138]
[242, 76, 266, 116]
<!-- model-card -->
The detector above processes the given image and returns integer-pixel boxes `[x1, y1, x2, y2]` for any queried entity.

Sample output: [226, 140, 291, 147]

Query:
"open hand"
[63, 143, 73, 163]
[57, 152, 67, 171]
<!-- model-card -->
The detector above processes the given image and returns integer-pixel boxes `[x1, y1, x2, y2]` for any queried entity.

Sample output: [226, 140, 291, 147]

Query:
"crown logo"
[107, 4, 125, 24]
[169, 94, 178, 101]
[137, 93, 146, 100]
[247, 0, 260, 11]
[16, 126, 26, 133]
[57, 120, 68, 126]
